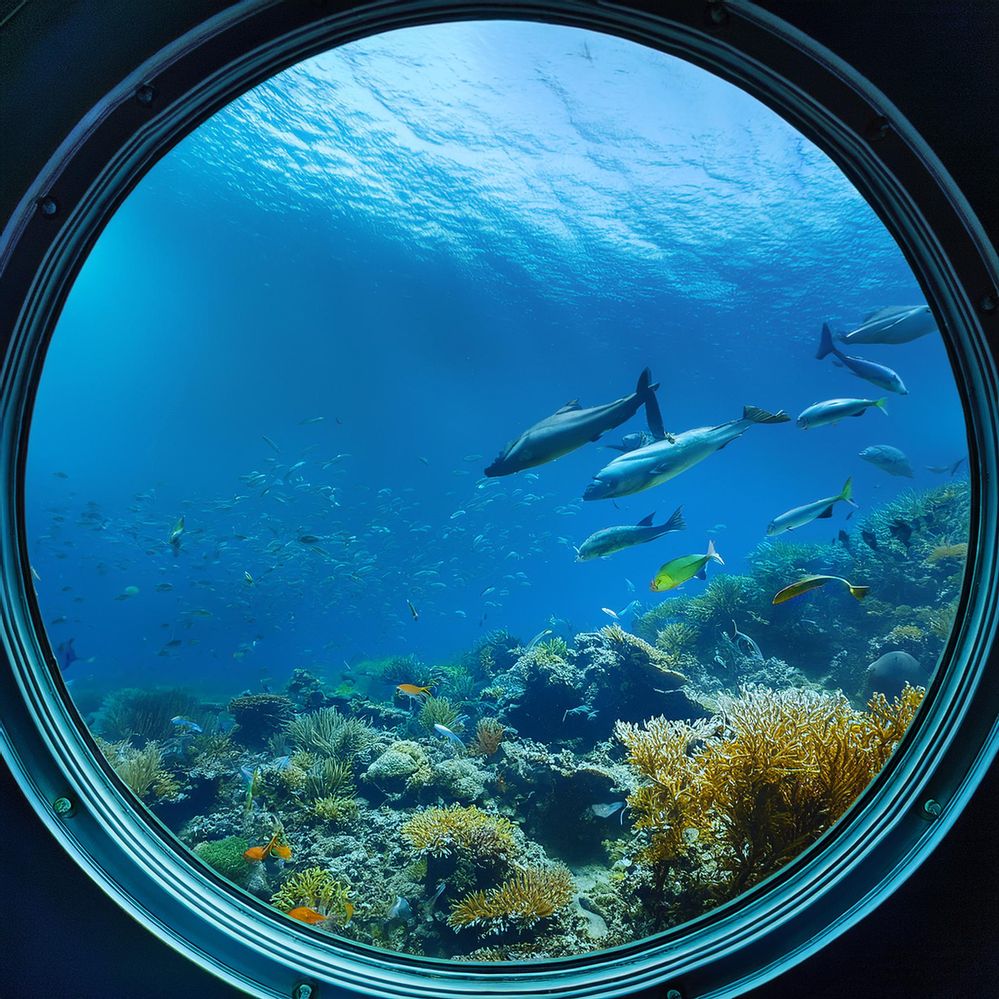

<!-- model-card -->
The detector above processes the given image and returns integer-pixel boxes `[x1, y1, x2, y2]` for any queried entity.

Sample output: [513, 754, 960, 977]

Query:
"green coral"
[364, 741, 432, 789]
[313, 794, 359, 824]
[285, 706, 375, 759]
[303, 757, 355, 799]
[98, 738, 180, 799]
[228, 694, 294, 746]
[194, 836, 252, 884]
[95, 687, 200, 743]
[418, 695, 464, 733]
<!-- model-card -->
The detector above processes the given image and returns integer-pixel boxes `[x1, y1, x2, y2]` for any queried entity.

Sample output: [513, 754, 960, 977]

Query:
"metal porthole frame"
[1, 2, 997, 998]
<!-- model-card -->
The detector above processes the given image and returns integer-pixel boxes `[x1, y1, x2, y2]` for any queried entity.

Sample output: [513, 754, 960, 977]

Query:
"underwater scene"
[26, 22, 970, 960]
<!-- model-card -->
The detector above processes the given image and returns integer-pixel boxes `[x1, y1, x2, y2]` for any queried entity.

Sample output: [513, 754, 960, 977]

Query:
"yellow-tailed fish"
[650, 539, 723, 592]
[772, 574, 869, 604]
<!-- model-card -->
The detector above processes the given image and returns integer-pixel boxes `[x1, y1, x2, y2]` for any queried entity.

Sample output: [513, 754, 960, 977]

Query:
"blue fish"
[817, 323, 908, 394]
[433, 723, 464, 748]
[171, 716, 203, 734]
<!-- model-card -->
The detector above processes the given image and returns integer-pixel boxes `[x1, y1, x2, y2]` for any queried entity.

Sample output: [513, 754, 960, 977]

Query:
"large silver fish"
[583, 406, 789, 500]
[839, 305, 937, 345]
[859, 444, 914, 477]
[796, 397, 887, 429]
[576, 506, 685, 561]
[485, 368, 665, 477]
[766, 477, 857, 535]
[816, 323, 908, 394]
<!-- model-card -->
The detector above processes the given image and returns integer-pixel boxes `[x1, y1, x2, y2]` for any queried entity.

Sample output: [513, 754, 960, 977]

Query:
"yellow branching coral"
[617, 683, 925, 899]
[271, 867, 351, 925]
[448, 864, 575, 933]
[402, 805, 517, 862]
[470, 718, 504, 757]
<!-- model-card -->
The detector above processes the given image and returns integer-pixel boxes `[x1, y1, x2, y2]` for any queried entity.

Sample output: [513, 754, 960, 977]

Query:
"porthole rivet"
[922, 798, 942, 819]
[980, 292, 997, 314]
[864, 115, 891, 142]
[53, 796, 74, 817]
[706, 1, 728, 26]
[666, 989, 683, 999]
[37, 196, 58, 217]
[135, 83, 156, 107]
[292, 983, 314, 999]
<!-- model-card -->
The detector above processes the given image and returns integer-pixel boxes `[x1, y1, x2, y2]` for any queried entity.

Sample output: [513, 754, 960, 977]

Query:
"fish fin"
[637, 512, 655, 527]
[840, 476, 858, 507]
[817, 506, 835, 519]
[743, 406, 791, 424]
[555, 400, 582, 414]
[875, 398, 889, 414]
[637, 368, 667, 441]
[707, 537, 724, 564]
[816, 322, 836, 359]
[849, 585, 870, 600]
[663, 505, 685, 533]
[850, 411, 866, 417]
[695, 567, 707, 580]
[603, 443, 627, 452]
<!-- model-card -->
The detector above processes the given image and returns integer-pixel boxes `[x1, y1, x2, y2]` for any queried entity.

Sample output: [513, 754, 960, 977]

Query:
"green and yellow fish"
[772, 574, 869, 604]
[650, 539, 724, 592]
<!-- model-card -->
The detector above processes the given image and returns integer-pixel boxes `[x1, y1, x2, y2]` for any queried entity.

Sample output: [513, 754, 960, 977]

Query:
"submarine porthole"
[1, 7, 995, 999]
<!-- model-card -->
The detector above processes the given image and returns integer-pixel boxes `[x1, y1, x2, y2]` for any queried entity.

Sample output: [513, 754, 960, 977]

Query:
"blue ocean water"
[26, 20, 966, 694]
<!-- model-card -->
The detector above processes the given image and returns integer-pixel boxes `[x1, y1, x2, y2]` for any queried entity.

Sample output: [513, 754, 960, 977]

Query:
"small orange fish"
[244, 829, 287, 862]
[396, 683, 433, 698]
[288, 906, 327, 925]
[343, 901, 355, 925]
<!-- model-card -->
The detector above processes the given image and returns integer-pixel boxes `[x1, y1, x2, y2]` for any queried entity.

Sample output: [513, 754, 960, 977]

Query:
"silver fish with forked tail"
[583, 406, 789, 500]
[838, 305, 936, 345]
[816, 323, 908, 394]
[576, 506, 685, 561]
[484, 368, 665, 477]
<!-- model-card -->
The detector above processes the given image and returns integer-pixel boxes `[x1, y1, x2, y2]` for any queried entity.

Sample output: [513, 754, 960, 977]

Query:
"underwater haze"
[26, 22, 970, 959]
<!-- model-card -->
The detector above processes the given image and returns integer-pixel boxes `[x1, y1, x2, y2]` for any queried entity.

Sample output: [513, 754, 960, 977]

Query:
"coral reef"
[95, 687, 200, 743]
[469, 718, 504, 757]
[402, 805, 517, 863]
[364, 741, 432, 792]
[271, 867, 352, 925]
[448, 864, 575, 934]
[286, 706, 376, 759]
[418, 695, 465, 733]
[617, 683, 925, 909]
[98, 738, 181, 800]
[228, 694, 294, 747]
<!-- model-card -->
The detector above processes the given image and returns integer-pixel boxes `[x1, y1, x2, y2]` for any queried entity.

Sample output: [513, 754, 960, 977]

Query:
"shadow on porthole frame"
[1, 2, 997, 998]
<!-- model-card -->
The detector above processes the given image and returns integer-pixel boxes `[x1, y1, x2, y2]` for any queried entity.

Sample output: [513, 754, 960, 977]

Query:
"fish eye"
[1, 8, 993, 999]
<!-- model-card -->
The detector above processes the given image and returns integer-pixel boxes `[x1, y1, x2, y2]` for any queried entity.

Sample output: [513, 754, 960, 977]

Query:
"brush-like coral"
[95, 687, 200, 743]
[597, 625, 688, 688]
[194, 836, 253, 883]
[313, 794, 359, 824]
[617, 683, 925, 901]
[98, 738, 180, 799]
[470, 718, 504, 757]
[418, 695, 464, 733]
[402, 805, 517, 862]
[303, 757, 355, 800]
[228, 694, 294, 747]
[285, 706, 375, 759]
[447, 864, 575, 933]
[271, 867, 352, 924]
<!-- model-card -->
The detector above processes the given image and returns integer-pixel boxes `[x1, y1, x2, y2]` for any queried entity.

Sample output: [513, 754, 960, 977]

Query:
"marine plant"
[447, 864, 575, 933]
[469, 718, 504, 757]
[228, 693, 294, 747]
[98, 738, 180, 799]
[537, 636, 570, 661]
[418, 695, 464, 733]
[616, 683, 925, 904]
[402, 805, 517, 863]
[271, 867, 352, 925]
[285, 705, 375, 759]
[303, 756, 355, 800]
[313, 794, 359, 825]
[193, 836, 253, 884]
[94, 686, 200, 743]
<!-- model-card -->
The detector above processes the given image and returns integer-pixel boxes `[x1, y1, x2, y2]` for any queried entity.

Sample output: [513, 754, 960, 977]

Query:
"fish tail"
[875, 397, 889, 414]
[663, 505, 685, 533]
[742, 405, 791, 425]
[849, 585, 870, 600]
[637, 368, 667, 441]
[707, 537, 725, 564]
[816, 322, 837, 359]
[840, 476, 859, 508]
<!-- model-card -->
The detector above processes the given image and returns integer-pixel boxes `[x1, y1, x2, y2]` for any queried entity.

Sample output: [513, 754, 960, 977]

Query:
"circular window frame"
[1, 2, 998, 998]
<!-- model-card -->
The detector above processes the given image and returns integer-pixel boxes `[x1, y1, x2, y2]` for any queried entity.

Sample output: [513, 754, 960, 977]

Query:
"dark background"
[2, 1, 997, 996]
